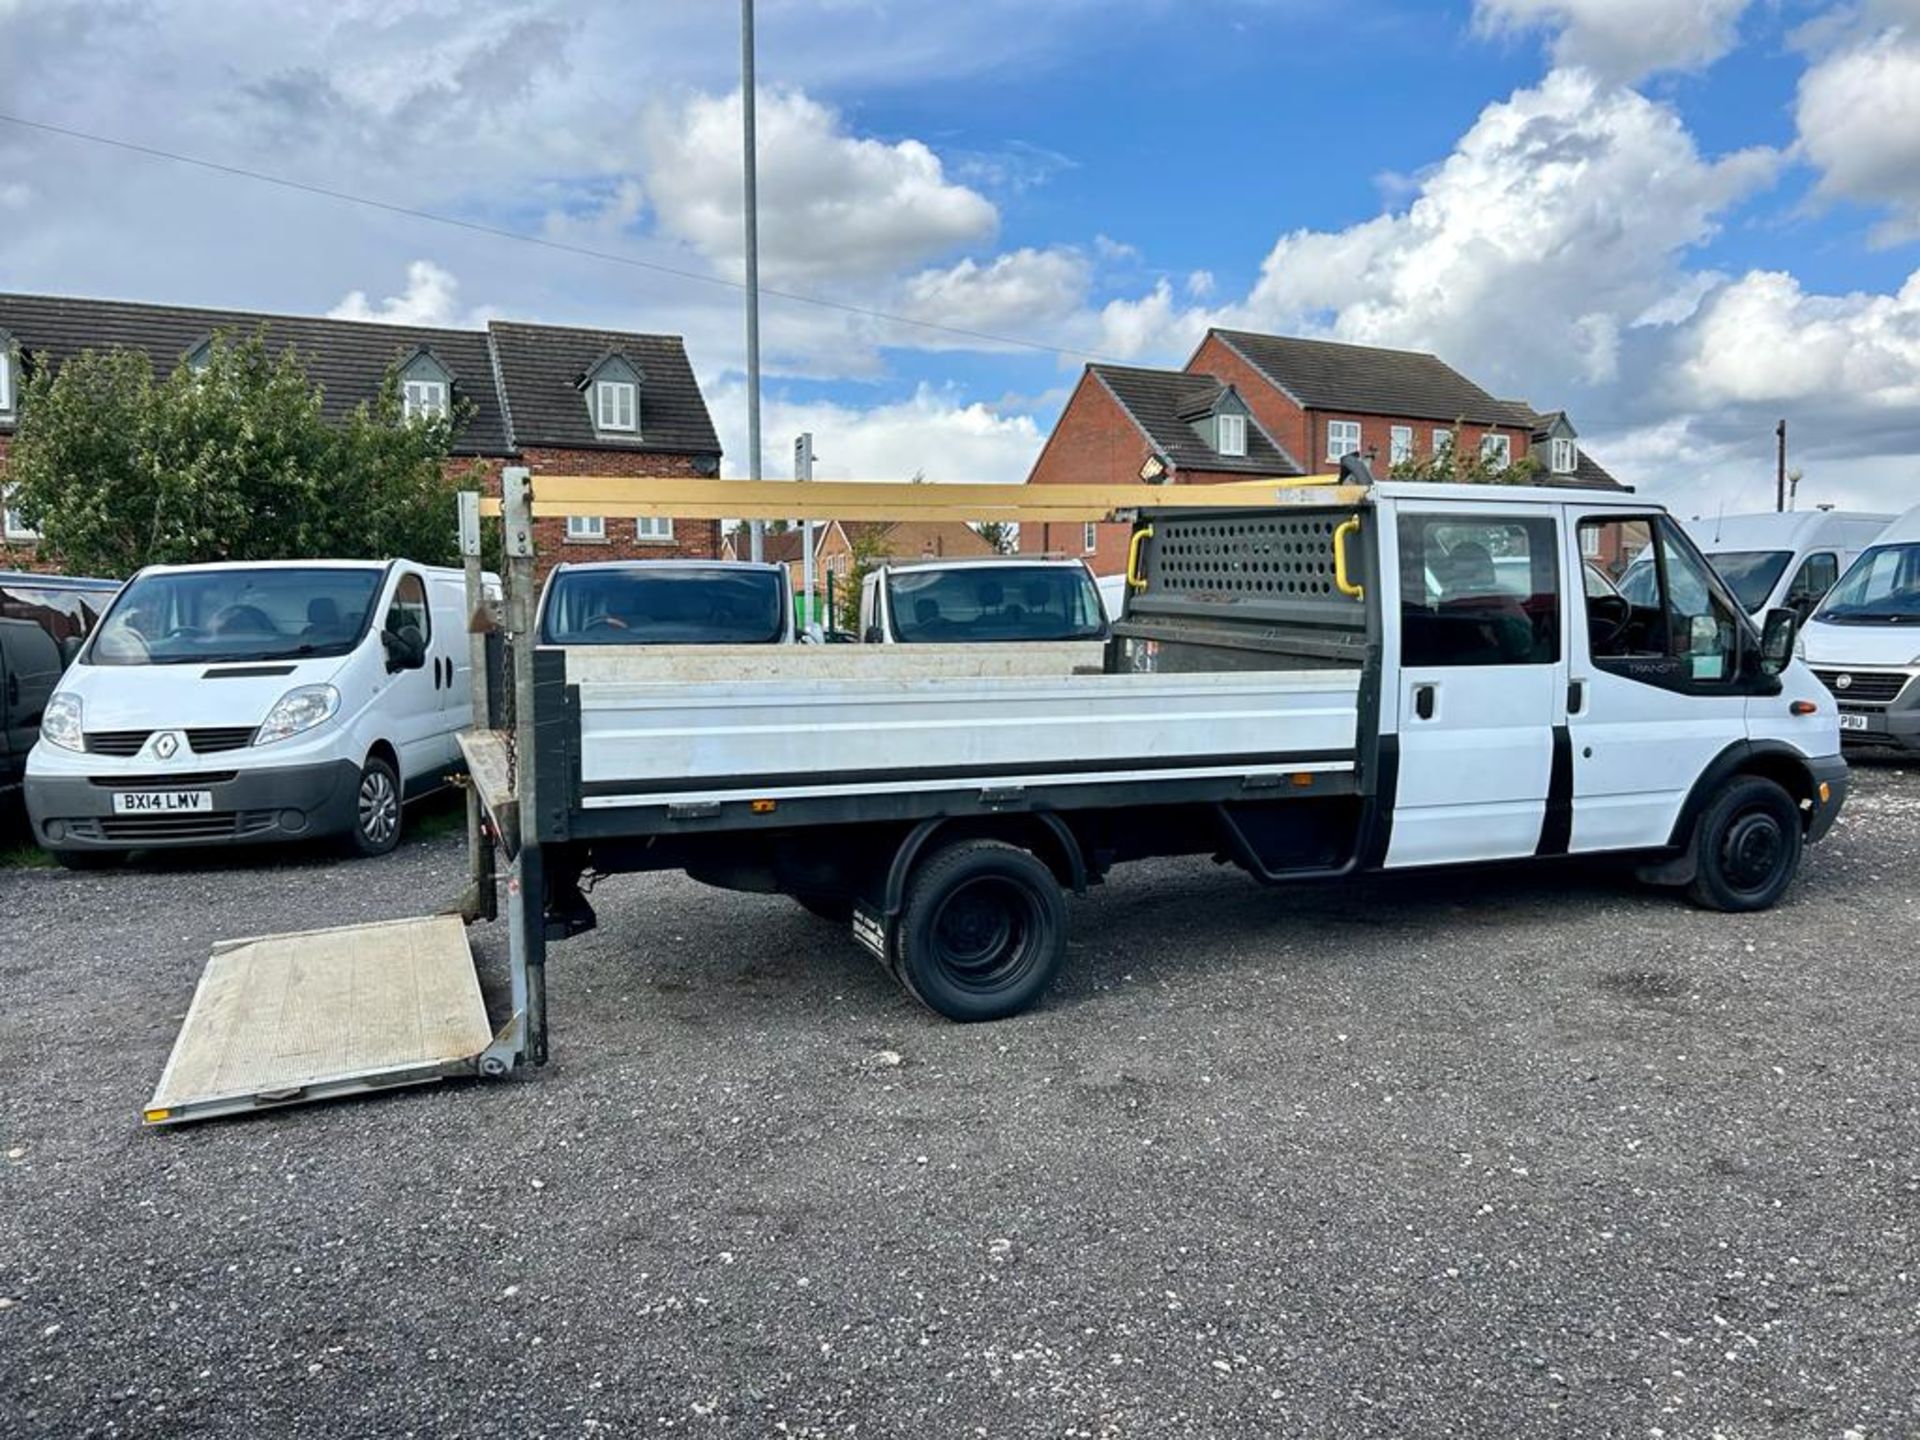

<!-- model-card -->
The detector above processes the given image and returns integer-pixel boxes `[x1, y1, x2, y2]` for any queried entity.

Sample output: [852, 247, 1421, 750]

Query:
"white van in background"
[859, 558, 1108, 645]
[1681, 510, 1894, 621]
[25, 560, 483, 865]
[1799, 504, 1920, 752]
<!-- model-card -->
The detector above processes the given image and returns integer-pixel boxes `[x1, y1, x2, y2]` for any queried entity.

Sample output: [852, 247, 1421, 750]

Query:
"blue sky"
[3, 0, 1919, 513]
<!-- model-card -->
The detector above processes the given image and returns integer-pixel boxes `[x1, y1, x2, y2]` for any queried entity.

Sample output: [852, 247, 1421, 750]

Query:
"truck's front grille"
[67, 811, 278, 843]
[1812, 669, 1912, 707]
[84, 730, 150, 757]
[188, 726, 258, 753]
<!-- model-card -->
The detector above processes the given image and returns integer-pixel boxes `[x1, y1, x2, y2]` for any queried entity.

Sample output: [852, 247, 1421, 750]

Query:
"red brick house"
[1028, 330, 1621, 574]
[0, 293, 723, 578]
[1023, 363, 1305, 574]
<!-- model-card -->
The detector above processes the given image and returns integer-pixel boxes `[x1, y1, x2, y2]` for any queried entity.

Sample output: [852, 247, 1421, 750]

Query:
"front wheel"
[894, 840, 1066, 1021]
[345, 755, 404, 858]
[1685, 775, 1803, 912]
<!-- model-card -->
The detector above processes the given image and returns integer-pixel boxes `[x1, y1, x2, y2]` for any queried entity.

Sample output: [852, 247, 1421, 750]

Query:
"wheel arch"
[882, 812, 1087, 915]
[363, 738, 400, 777]
[1666, 740, 1817, 852]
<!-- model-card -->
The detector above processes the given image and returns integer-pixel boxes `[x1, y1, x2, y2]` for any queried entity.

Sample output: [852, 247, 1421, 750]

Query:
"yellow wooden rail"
[474, 474, 1365, 522]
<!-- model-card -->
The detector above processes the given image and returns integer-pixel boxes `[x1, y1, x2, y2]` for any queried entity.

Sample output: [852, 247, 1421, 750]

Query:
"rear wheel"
[894, 840, 1066, 1022]
[345, 755, 403, 857]
[1685, 775, 1802, 912]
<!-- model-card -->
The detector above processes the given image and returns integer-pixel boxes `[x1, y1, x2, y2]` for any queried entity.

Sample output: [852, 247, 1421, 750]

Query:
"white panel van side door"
[1383, 501, 1569, 868]
[375, 568, 443, 789]
[428, 573, 470, 768]
[1565, 512, 1752, 852]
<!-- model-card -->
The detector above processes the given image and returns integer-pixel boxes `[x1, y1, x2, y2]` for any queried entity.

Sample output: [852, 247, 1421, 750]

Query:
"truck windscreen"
[87, 568, 383, 666]
[1703, 549, 1791, 612]
[542, 568, 786, 645]
[887, 566, 1105, 643]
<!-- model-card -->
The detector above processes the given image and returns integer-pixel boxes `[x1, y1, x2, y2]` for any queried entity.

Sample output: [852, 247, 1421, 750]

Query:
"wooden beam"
[472, 474, 1361, 522]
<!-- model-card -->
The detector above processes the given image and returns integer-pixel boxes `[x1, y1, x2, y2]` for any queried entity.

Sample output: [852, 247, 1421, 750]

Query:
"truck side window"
[385, 573, 431, 644]
[1397, 514, 1560, 666]
[1786, 552, 1838, 612]
[1580, 516, 1738, 685]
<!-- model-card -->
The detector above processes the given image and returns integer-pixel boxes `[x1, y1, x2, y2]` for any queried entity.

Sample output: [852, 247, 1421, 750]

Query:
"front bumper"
[1837, 704, 1920, 752]
[25, 759, 362, 852]
[1805, 753, 1850, 845]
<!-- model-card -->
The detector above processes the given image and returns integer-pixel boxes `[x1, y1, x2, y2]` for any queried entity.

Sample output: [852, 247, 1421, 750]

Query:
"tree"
[834, 529, 890, 634]
[972, 519, 1017, 555]
[6, 332, 475, 575]
[1388, 421, 1542, 486]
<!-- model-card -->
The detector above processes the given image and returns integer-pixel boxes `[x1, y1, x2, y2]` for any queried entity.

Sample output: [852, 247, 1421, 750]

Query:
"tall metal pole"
[1775, 419, 1787, 514]
[742, 0, 765, 564]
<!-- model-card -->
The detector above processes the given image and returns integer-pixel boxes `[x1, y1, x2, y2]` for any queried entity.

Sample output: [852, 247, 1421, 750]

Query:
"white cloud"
[710, 381, 1044, 485]
[1223, 69, 1777, 394]
[1672, 268, 1920, 417]
[640, 87, 997, 284]
[898, 248, 1090, 340]
[327, 259, 466, 327]
[1794, 15, 1920, 245]
[1473, 0, 1753, 82]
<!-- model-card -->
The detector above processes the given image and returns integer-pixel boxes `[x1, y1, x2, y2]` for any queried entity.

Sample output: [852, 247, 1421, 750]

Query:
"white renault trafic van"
[1799, 505, 1920, 751]
[25, 560, 481, 864]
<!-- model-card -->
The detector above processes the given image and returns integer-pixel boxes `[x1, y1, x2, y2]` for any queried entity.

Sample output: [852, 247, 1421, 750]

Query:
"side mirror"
[383, 624, 427, 672]
[59, 635, 83, 667]
[1758, 606, 1798, 678]
[863, 625, 885, 644]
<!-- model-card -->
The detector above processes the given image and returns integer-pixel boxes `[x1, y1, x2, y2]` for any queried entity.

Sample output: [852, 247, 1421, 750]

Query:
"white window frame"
[1480, 432, 1513, 468]
[1389, 425, 1413, 466]
[1082, 521, 1098, 555]
[635, 517, 674, 543]
[565, 515, 607, 542]
[1580, 525, 1601, 558]
[595, 379, 638, 433]
[1326, 420, 1362, 462]
[2, 487, 38, 541]
[1550, 437, 1576, 474]
[1216, 412, 1247, 458]
[402, 378, 449, 423]
[1431, 428, 1452, 456]
[0, 347, 13, 414]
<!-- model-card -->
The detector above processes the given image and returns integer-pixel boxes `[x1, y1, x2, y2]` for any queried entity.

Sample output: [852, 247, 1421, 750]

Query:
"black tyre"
[794, 893, 855, 925]
[1685, 775, 1802, 912]
[894, 840, 1066, 1022]
[345, 754, 404, 857]
[51, 849, 124, 871]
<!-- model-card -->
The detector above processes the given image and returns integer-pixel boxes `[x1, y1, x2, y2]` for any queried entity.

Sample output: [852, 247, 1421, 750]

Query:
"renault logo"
[154, 731, 180, 759]
[1835, 674, 1854, 690]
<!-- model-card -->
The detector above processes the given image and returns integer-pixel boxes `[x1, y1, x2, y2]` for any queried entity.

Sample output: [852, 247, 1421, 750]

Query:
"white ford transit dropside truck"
[26, 560, 484, 864]
[475, 473, 1849, 1024]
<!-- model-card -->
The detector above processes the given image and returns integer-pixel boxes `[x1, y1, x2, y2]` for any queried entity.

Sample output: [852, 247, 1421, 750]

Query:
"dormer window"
[1216, 412, 1247, 458]
[1550, 437, 1576, 474]
[183, 337, 214, 374]
[596, 379, 637, 432]
[403, 379, 449, 422]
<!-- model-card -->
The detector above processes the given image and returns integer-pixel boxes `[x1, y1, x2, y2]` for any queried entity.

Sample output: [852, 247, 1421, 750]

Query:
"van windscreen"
[886, 566, 1105, 643]
[1815, 543, 1920, 623]
[87, 568, 384, 666]
[542, 567, 786, 645]
[1702, 549, 1791, 612]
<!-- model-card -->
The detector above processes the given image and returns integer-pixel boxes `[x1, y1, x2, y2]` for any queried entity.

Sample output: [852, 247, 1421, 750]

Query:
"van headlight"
[255, 685, 340, 745]
[41, 692, 84, 751]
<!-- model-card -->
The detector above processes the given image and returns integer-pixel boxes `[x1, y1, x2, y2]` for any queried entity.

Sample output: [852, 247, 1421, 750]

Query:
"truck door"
[1384, 504, 1569, 867]
[1565, 512, 1751, 851]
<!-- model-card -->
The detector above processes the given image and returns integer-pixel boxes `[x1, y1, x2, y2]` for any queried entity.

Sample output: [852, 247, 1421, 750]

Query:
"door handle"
[1568, 678, 1586, 716]
[1414, 683, 1436, 721]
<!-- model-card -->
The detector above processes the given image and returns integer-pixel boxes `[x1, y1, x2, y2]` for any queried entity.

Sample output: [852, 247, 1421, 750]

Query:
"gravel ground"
[1, 766, 1916, 1439]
